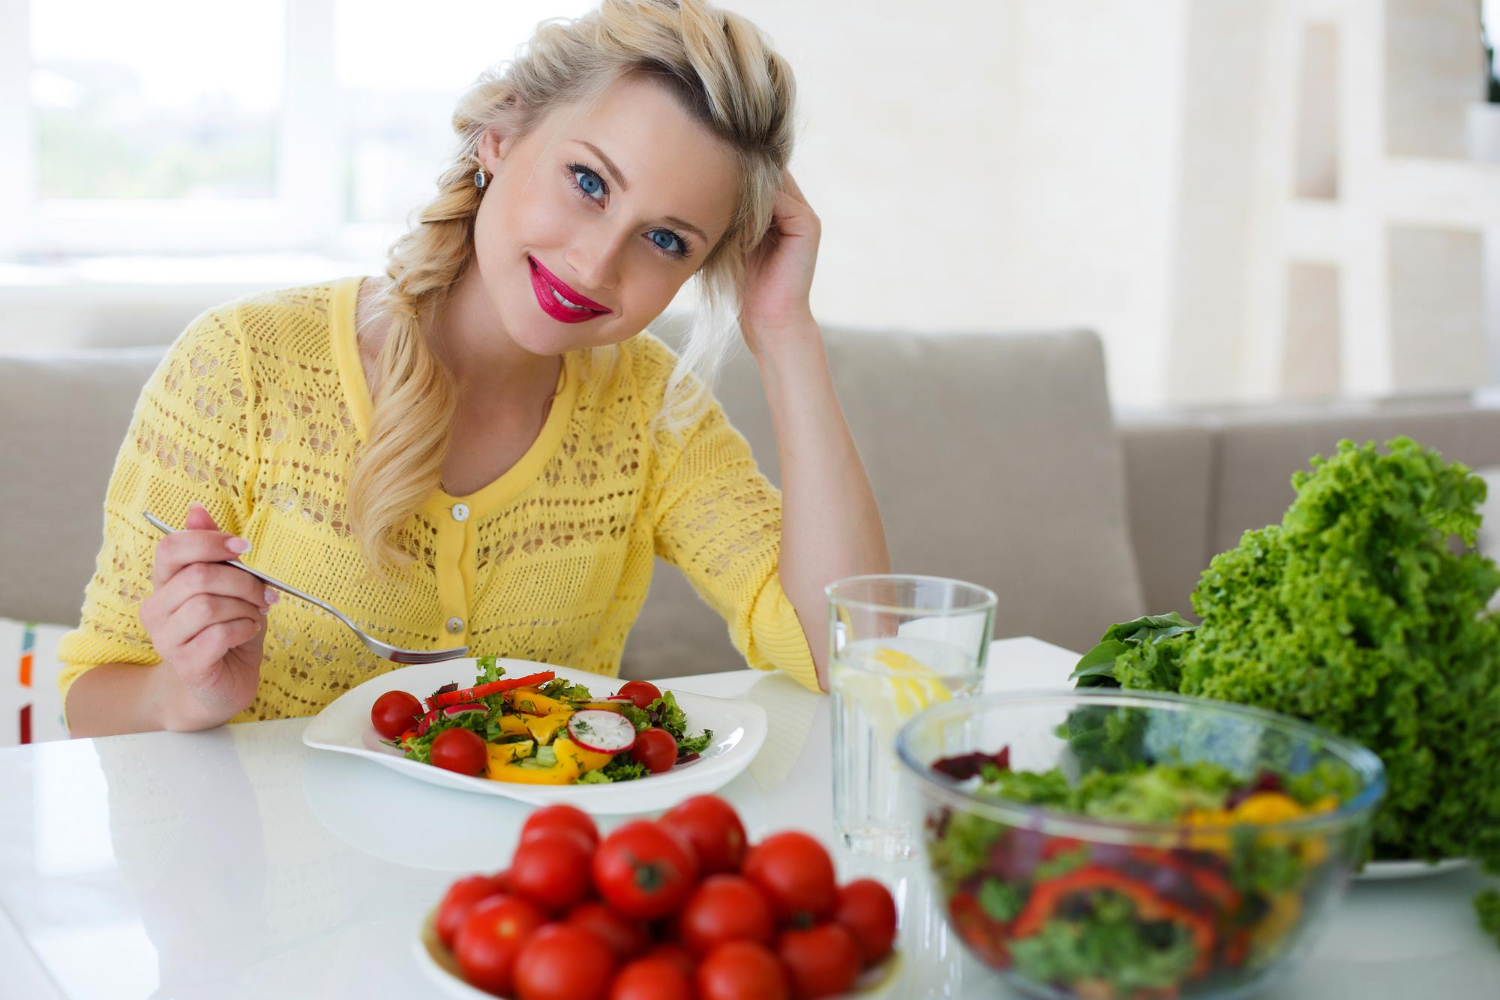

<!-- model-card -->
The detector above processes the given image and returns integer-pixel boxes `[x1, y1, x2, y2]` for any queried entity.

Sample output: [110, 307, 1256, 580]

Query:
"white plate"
[1357, 857, 1473, 881]
[414, 909, 492, 1000]
[303, 659, 767, 814]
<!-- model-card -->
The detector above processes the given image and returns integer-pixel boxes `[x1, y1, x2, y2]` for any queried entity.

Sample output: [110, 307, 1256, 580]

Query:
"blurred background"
[2, 0, 1499, 410]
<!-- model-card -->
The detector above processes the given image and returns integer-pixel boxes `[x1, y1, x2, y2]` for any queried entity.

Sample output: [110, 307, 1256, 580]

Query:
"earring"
[474, 167, 487, 189]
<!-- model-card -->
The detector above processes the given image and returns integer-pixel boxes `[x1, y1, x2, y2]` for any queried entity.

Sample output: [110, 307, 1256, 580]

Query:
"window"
[0, 0, 591, 260]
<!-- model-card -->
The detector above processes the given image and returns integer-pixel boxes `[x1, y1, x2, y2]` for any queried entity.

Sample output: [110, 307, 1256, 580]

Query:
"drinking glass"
[827, 574, 996, 859]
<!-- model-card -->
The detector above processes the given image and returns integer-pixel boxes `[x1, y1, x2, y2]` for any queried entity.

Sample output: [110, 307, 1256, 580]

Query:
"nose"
[564, 223, 628, 293]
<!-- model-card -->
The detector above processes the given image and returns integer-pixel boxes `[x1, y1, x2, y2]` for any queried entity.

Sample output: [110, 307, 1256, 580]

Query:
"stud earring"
[474, 167, 487, 189]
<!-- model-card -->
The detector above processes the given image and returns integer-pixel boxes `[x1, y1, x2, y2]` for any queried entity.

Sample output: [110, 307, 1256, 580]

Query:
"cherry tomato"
[776, 924, 861, 999]
[616, 680, 662, 710]
[454, 894, 547, 996]
[742, 832, 838, 926]
[371, 689, 423, 740]
[567, 901, 651, 962]
[695, 940, 790, 1000]
[436, 873, 507, 949]
[609, 956, 694, 1000]
[523, 823, 595, 857]
[661, 795, 747, 875]
[630, 728, 678, 774]
[593, 820, 698, 919]
[645, 942, 697, 981]
[429, 728, 488, 776]
[512, 922, 616, 1000]
[834, 879, 898, 965]
[676, 875, 775, 957]
[508, 832, 594, 913]
[521, 804, 600, 851]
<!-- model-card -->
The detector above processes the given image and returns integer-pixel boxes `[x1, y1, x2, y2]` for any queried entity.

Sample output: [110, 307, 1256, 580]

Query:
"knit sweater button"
[451, 503, 470, 522]
[445, 616, 465, 635]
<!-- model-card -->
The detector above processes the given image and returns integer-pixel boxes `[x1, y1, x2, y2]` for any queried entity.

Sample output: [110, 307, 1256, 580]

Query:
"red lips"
[528, 256, 610, 324]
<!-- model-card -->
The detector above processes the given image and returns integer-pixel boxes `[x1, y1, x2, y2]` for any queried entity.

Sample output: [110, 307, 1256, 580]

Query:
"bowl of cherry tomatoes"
[414, 795, 900, 999]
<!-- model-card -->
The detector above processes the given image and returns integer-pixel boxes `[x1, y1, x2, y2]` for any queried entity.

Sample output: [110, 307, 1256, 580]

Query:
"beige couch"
[7, 326, 1500, 683]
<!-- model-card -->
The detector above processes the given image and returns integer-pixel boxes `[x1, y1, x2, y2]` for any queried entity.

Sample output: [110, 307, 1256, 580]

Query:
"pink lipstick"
[528, 256, 610, 324]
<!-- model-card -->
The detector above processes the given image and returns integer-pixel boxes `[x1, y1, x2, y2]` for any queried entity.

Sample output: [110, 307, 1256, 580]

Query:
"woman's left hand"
[739, 170, 821, 357]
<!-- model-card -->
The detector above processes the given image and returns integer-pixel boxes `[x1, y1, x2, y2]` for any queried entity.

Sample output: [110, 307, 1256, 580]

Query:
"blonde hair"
[348, 0, 796, 571]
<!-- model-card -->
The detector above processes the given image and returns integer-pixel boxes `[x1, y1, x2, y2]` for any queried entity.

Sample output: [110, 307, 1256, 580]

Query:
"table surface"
[2, 637, 1496, 999]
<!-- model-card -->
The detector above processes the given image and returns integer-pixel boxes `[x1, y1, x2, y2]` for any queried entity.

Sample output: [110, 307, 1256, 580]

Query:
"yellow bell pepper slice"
[554, 737, 616, 775]
[1231, 792, 1305, 825]
[507, 688, 573, 716]
[487, 749, 581, 785]
[523, 710, 574, 746]
[577, 700, 627, 714]
[498, 715, 531, 738]
[485, 740, 535, 776]
[1251, 891, 1302, 953]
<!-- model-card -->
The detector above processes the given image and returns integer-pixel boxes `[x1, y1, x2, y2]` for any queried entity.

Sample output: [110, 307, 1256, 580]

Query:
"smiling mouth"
[528, 256, 610, 315]
[548, 285, 592, 312]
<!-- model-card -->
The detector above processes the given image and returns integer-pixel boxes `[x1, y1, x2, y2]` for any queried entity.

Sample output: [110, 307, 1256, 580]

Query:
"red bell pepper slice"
[428, 671, 556, 709]
[949, 891, 1012, 969]
[1011, 865, 1216, 978]
[1130, 847, 1242, 913]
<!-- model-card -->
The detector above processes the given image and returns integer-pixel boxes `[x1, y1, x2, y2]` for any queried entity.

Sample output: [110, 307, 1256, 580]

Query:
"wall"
[743, 0, 1190, 407]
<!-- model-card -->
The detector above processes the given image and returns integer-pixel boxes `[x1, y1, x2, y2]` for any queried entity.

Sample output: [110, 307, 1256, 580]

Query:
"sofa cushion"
[0, 348, 167, 627]
[1210, 399, 1500, 555]
[621, 327, 1147, 678]
[1115, 415, 1216, 618]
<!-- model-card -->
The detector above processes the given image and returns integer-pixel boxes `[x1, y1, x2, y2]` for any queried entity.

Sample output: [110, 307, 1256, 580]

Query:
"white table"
[1, 637, 1496, 999]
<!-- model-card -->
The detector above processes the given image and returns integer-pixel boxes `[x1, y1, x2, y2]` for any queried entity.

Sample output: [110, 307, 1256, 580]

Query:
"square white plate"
[302, 658, 767, 814]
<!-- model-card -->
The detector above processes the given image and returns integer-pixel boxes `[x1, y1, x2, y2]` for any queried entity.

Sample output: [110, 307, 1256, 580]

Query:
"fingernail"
[259, 605, 270, 616]
[264, 589, 279, 605]
[226, 537, 251, 554]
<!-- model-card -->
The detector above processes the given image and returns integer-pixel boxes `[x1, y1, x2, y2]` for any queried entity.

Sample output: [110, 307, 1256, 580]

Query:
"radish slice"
[415, 708, 441, 736]
[567, 710, 637, 753]
[443, 703, 486, 718]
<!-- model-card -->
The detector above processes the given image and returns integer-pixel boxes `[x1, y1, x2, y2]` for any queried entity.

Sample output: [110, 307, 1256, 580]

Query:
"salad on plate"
[369, 656, 712, 786]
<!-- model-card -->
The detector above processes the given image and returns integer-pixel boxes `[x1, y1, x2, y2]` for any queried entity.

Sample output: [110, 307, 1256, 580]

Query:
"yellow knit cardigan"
[57, 277, 818, 722]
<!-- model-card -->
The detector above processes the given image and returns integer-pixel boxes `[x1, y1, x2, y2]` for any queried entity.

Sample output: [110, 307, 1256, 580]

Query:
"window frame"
[1, 0, 349, 258]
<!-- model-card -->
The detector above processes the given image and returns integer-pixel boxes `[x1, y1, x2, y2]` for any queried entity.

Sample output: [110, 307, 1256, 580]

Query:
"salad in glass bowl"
[896, 690, 1386, 1000]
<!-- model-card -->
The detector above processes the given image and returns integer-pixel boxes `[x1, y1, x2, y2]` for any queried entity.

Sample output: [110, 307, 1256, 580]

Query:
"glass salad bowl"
[896, 690, 1386, 1000]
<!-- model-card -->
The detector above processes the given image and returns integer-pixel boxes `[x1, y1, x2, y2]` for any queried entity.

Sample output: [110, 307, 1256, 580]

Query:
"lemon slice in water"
[868, 646, 952, 719]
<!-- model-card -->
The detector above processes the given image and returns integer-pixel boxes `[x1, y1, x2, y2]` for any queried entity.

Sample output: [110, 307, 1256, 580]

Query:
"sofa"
[6, 319, 1500, 732]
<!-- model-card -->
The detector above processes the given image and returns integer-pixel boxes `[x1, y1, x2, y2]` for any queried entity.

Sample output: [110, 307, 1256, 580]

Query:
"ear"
[476, 126, 518, 173]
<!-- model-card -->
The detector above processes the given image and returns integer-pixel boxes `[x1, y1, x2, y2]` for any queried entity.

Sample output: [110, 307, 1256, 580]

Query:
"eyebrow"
[573, 139, 711, 247]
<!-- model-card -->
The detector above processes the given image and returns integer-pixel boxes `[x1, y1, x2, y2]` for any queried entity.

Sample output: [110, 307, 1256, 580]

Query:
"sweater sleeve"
[648, 383, 819, 693]
[56, 306, 257, 711]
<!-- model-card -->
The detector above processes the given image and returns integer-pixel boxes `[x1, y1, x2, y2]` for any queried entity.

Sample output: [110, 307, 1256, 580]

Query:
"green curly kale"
[1078, 439, 1500, 891]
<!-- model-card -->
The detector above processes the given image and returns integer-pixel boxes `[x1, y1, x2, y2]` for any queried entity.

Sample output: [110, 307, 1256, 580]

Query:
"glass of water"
[827, 574, 997, 859]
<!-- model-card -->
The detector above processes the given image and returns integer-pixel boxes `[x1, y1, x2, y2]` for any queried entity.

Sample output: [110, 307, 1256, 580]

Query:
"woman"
[60, 0, 888, 737]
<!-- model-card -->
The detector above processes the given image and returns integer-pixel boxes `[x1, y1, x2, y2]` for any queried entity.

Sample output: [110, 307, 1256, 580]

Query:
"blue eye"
[650, 230, 683, 254]
[574, 167, 604, 200]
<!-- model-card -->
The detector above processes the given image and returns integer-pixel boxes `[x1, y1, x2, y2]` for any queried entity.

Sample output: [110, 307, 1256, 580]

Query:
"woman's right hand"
[138, 502, 276, 730]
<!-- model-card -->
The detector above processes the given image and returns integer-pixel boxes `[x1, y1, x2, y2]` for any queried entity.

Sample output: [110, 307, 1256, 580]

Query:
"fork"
[142, 510, 470, 665]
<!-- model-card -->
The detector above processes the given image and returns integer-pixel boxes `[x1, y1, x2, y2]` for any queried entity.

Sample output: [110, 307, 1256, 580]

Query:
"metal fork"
[142, 510, 470, 665]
